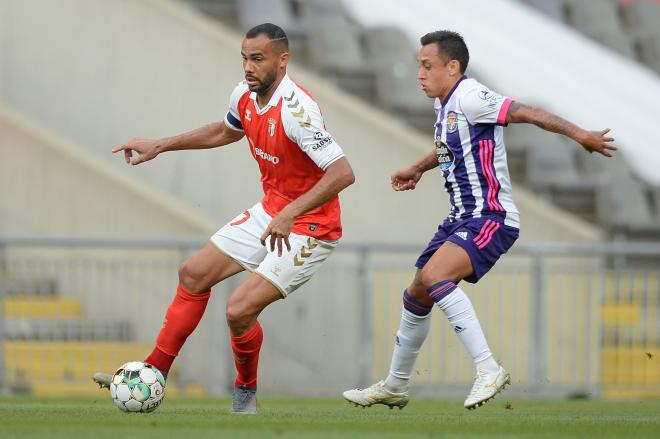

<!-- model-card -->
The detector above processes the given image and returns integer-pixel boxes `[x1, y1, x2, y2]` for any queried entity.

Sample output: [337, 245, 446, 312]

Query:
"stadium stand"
[174, 0, 660, 239]
[520, 0, 565, 21]
[236, 0, 308, 62]
[337, 0, 660, 239]
[301, 8, 375, 99]
[1, 0, 615, 398]
[363, 26, 435, 132]
[565, 0, 636, 57]
[596, 174, 660, 235]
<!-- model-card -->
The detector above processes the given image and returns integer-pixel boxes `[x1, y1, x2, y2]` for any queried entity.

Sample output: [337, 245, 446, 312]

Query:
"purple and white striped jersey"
[434, 76, 520, 228]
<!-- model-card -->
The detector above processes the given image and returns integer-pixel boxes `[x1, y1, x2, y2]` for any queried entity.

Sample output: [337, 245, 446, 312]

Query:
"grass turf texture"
[1, 397, 659, 439]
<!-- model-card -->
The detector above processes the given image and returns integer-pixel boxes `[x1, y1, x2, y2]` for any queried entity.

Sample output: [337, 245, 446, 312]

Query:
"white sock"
[429, 281, 500, 374]
[384, 307, 432, 392]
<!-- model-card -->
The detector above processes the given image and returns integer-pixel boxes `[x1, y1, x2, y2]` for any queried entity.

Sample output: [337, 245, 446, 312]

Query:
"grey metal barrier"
[0, 237, 659, 399]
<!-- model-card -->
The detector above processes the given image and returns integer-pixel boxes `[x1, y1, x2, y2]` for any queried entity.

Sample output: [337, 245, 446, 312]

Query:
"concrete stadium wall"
[0, 0, 601, 245]
[0, 105, 214, 236]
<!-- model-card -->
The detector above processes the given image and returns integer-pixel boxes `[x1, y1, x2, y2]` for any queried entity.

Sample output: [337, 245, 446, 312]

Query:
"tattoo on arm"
[416, 150, 439, 173]
[507, 102, 584, 142]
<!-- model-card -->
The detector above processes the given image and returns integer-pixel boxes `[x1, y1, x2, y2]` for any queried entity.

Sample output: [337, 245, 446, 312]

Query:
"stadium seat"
[525, 134, 581, 188]
[565, 0, 622, 35]
[620, 1, 660, 39]
[651, 185, 660, 221]
[304, 14, 362, 72]
[520, 0, 566, 21]
[297, 0, 345, 15]
[525, 134, 597, 216]
[237, 0, 297, 32]
[236, 0, 308, 59]
[595, 173, 655, 231]
[302, 13, 375, 99]
[504, 123, 541, 181]
[637, 35, 660, 73]
[181, 0, 238, 25]
[565, 0, 636, 57]
[363, 27, 434, 130]
[5, 319, 133, 341]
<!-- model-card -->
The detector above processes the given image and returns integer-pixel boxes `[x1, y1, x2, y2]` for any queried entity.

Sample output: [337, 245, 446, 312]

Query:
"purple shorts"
[415, 216, 519, 284]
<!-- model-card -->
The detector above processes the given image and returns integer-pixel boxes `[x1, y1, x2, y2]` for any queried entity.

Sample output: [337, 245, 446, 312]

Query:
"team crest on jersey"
[268, 118, 277, 137]
[446, 111, 458, 133]
[435, 138, 455, 171]
[245, 109, 252, 121]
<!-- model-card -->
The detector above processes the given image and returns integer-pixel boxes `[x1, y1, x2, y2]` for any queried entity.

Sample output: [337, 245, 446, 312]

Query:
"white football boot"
[464, 365, 510, 410]
[342, 380, 409, 410]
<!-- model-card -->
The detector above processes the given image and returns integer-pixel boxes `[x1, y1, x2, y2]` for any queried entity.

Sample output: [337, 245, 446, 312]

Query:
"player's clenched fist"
[391, 166, 423, 191]
[112, 137, 161, 165]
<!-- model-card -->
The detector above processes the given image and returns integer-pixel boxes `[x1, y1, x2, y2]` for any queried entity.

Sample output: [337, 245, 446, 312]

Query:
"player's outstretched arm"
[391, 150, 438, 191]
[505, 102, 616, 157]
[260, 157, 355, 256]
[112, 121, 245, 165]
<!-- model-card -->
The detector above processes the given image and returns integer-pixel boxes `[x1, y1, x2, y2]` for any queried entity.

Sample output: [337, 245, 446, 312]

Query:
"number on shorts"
[230, 210, 251, 226]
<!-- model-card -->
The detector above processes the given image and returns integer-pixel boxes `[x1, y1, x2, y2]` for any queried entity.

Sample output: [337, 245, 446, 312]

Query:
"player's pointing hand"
[112, 137, 161, 165]
[577, 128, 617, 157]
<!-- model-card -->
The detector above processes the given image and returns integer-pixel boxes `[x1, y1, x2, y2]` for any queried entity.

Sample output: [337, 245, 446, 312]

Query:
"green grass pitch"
[1, 396, 659, 438]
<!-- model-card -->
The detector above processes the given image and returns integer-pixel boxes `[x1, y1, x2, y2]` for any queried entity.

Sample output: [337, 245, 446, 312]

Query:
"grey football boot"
[232, 385, 257, 414]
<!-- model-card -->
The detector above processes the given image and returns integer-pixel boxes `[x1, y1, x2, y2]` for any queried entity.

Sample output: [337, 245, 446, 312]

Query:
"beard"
[247, 70, 278, 95]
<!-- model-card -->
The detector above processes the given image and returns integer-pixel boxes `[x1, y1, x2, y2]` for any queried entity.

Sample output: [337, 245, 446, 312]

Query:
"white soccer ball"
[109, 361, 166, 413]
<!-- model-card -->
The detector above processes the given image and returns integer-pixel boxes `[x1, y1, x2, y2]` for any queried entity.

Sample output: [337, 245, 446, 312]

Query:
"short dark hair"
[420, 30, 469, 74]
[245, 23, 289, 51]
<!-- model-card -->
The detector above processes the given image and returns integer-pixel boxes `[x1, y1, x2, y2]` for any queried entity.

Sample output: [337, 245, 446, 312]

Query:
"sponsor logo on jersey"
[455, 231, 468, 240]
[479, 89, 501, 109]
[268, 118, 277, 137]
[446, 111, 458, 133]
[245, 109, 252, 121]
[254, 147, 280, 164]
[309, 224, 318, 232]
[311, 132, 333, 151]
[435, 138, 455, 171]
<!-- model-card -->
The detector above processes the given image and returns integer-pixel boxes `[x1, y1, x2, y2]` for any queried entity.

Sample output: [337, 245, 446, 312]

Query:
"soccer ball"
[110, 361, 166, 413]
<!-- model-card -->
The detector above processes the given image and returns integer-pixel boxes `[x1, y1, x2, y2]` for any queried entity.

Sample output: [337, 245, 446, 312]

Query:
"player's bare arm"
[112, 121, 245, 165]
[391, 150, 438, 191]
[260, 157, 355, 256]
[505, 102, 617, 157]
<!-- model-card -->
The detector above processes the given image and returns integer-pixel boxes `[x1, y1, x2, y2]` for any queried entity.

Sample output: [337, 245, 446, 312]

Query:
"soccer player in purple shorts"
[343, 30, 616, 410]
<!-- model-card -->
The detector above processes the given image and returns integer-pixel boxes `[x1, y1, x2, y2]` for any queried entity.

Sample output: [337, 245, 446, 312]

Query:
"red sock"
[231, 321, 263, 389]
[144, 283, 210, 373]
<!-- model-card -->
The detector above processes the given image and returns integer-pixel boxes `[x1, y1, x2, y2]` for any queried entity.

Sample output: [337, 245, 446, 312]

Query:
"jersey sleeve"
[460, 86, 514, 126]
[282, 93, 345, 170]
[223, 81, 249, 132]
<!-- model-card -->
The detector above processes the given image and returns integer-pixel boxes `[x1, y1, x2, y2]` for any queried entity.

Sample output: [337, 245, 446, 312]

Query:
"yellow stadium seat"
[5, 297, 83, 318]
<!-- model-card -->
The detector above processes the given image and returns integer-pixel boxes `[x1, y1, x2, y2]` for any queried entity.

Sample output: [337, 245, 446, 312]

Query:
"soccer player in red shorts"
[343, 30, 615, 410]
[94, 23, 354, 414]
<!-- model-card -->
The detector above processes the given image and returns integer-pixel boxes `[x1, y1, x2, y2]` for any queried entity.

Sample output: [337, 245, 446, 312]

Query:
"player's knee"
[178, 260, 208, 293]
[225, 300, 252, 335]
[419, 267, 439, 290]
